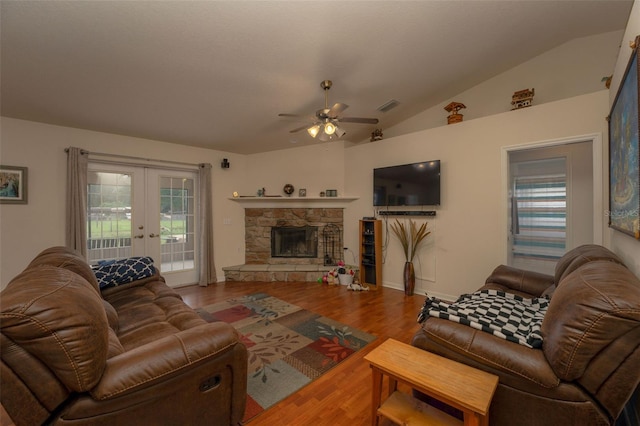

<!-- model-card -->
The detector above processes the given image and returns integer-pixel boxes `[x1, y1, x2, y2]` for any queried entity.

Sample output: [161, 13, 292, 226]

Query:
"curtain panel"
[66, 147, 88, 257]
[198, 163, 216, 286]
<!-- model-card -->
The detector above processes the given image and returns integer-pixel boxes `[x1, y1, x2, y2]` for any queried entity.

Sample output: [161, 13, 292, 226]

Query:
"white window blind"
[511, 158, 567, 265]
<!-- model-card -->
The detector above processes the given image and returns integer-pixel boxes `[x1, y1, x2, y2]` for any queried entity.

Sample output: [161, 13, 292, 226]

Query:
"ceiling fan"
[279, 80, 379, 141]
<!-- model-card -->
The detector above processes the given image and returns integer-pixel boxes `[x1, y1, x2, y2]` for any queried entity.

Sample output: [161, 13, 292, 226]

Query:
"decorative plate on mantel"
[283, 184, 294, 196]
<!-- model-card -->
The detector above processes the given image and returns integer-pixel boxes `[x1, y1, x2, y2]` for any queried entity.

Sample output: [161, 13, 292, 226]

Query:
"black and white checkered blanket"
[417, 289, 549, 348]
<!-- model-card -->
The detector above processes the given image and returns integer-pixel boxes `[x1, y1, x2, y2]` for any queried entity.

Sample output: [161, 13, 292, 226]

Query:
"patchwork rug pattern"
[197, 293, 376, 423]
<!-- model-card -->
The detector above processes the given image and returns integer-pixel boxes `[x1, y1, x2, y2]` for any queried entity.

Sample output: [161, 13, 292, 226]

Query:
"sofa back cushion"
[26, 246, 101, 294]
[553, 244, 625, 285]
[1, 265, 109, 392]
[542, 260, 640, 381]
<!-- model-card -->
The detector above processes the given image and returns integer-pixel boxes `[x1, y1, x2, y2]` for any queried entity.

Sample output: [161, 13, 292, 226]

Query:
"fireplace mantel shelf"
[229, 196, 358, 204]
[229, 196, 358, 201]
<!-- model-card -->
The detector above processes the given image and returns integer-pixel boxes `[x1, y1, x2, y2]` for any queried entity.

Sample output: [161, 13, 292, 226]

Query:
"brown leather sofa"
[1, 246, 247, 425]
[412, 244, 640, 426]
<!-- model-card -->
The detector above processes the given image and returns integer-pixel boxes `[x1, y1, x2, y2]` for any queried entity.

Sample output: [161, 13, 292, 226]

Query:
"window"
[510, 158, 567, 271]
[87, 171, 133, 263]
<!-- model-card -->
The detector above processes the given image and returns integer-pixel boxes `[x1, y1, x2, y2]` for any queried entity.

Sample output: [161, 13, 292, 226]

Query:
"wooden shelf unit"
[359, 219, 382, 289]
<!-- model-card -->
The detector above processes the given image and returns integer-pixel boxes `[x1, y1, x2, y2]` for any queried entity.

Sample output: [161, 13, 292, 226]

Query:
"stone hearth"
[222, 263, 334, 283]
[223, 207, 344, 282]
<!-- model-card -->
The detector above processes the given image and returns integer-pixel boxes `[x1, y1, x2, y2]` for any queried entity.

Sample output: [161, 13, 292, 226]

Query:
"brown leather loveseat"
[1, 246, 247, 425]
[412, 244, 640, 425]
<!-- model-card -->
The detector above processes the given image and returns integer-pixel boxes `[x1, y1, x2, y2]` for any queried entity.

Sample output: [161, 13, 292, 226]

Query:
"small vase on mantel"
[403, 261, 416, 296]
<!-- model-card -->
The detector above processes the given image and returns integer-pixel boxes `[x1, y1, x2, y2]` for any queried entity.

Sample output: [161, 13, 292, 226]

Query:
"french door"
[87, 164, 199, 287]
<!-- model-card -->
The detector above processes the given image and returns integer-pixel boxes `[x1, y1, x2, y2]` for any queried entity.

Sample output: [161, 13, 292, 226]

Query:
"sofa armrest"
[485, 264, 554, 297]
[413, 319, 560, 391]
[58, 321, 247, 425]
[91, 322, 243, 399]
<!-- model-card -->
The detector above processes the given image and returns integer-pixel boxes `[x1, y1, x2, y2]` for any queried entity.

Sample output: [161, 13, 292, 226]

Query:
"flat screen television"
[373, 160, 441, 206]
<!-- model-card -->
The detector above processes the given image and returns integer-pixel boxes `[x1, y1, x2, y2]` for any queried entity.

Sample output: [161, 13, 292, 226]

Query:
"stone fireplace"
[223, 207, 344, 282]
[271, 226, 318, 258]
[245, 207, 343, 265]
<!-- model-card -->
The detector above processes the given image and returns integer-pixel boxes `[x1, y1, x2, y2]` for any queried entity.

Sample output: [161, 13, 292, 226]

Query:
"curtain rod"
[65, 147, 201, 168]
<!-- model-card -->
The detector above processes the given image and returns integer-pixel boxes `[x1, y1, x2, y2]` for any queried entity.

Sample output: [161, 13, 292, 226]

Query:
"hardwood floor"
[1, 281, 427, 426]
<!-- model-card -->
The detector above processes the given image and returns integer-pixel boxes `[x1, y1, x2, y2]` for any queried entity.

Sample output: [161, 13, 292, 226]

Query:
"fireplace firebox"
[271, 226, 318, 258]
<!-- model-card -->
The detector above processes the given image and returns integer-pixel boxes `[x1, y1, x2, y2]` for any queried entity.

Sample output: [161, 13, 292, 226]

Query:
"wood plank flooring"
[1, 281, 427, 426]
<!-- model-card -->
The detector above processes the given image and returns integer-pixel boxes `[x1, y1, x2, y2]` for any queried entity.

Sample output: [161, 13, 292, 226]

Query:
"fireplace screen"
[271, 226, 318, 258]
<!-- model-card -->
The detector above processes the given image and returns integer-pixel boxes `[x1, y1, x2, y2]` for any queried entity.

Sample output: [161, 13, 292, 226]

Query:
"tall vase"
[403, 261, 415, 296]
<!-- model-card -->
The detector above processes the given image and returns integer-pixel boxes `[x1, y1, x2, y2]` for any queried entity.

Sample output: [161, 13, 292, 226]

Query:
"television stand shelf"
[377, 210, 436, 216]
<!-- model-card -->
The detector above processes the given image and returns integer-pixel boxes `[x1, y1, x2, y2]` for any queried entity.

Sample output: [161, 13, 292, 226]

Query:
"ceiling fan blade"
[327, 102, 348, 117]
[289, 124, 312, 133]
[338, 117, 379, 124]
[279, 113, 318, 123]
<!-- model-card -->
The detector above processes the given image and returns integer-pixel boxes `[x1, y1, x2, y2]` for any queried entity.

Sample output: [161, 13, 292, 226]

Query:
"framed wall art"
[0, 165, 28, 204]
[608, 35, 640, 239]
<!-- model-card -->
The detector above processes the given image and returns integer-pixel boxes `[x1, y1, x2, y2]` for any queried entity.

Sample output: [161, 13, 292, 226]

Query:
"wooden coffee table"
[364, 338, 498, 426]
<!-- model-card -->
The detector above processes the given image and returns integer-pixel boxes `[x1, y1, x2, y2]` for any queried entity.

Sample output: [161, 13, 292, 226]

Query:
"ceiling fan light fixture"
[307, 124, 321, 138]
[324, 121, 336, 135]
[335, 126, 346, 138]
[318, 131, 331, 141]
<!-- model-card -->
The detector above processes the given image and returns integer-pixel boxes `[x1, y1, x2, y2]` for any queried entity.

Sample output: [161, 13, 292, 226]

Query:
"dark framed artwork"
[0, 165, 28, 204]
[608, 35, 640, 239]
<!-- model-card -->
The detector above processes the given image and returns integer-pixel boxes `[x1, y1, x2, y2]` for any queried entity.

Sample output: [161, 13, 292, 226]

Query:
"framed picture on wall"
[0, 165, 28, 204]
[608, 35, 640, 240]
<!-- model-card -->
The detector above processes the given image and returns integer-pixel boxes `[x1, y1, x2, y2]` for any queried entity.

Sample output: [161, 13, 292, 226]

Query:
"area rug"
[196, 293, 376, 423]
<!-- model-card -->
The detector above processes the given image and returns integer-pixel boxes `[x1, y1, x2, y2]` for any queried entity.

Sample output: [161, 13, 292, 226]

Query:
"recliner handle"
[199, 375, 221, 392]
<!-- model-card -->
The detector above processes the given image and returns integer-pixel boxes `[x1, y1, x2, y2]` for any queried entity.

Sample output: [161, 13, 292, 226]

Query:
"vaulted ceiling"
[0, 1, 633, 154]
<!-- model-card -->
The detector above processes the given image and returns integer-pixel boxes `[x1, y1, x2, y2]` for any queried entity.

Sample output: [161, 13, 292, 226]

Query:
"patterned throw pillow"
[93, 257, 155, 289]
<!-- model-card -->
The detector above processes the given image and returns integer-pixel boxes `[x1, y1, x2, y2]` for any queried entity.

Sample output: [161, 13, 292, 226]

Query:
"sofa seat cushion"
[418, 290, 549, 348]
[102, 279, 208, 351]
[413, 320, 589, 399]
[1, 265, 109, 391]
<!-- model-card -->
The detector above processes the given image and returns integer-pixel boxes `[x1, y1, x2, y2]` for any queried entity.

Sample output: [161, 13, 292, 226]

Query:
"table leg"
[479, 412, 489, 426]
[371, 366, 383, 426]
[463, 411, 482, 426]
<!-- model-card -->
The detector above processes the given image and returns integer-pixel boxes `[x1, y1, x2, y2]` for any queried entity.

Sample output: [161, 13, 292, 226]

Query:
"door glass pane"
[160, 176, 195, 272]
[87, 171, 132, 264]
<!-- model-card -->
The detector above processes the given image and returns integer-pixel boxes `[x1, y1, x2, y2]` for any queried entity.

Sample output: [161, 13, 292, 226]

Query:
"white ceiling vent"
[377, 99, 400, 113]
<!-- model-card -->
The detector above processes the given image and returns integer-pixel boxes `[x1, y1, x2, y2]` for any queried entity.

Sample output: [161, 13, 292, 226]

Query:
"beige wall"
[344, 91, 609, 299]
[386, 30, 623, 139]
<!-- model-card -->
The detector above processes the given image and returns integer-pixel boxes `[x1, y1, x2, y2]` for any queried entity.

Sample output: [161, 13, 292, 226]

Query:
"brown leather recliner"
[1, 246, 247, 425]
[412, 244, 640, 426]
